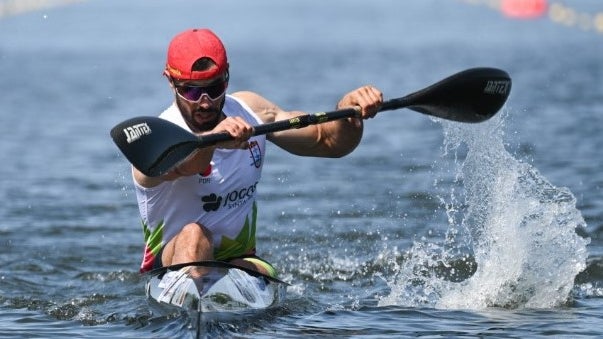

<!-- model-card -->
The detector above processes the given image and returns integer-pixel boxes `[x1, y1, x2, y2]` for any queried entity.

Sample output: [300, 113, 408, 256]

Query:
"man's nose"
[197, 94, 213, 107]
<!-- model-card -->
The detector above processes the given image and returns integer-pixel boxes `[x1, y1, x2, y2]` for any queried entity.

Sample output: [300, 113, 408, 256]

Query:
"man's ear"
[163, 70, 175, 88]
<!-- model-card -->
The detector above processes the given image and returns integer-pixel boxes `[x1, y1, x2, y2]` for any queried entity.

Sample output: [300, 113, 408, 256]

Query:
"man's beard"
[191, 109, 222, 131]
[178, 99, 225, 133]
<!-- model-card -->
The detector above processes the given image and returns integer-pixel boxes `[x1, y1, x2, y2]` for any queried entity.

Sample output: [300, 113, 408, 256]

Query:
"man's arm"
[132, 147, 214, 188]
[133, 116, 254, 188]
[232, 86, 382, 157]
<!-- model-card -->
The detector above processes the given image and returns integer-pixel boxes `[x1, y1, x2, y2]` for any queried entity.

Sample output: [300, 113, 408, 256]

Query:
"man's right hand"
[205, 116, 253, 150]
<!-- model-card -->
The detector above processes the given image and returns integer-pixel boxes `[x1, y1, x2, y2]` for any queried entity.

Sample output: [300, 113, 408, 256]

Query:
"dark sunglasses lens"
[205, 82, 226, 98]
[178, 82, 225, 101]
[179, 86, 204, 101]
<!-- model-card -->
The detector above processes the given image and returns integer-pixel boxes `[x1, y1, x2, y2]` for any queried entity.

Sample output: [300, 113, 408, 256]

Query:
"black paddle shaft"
[110, 67, 511, 176]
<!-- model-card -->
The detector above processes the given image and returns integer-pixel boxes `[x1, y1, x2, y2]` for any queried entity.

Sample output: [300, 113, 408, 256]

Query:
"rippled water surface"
[1, 0, 602, 337]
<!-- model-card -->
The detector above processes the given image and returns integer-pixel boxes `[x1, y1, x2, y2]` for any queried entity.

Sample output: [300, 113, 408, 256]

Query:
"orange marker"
[501, 0, 548, 19]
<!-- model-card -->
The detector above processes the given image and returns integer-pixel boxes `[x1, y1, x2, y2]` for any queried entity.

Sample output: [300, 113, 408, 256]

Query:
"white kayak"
[145, 261, 287, 318]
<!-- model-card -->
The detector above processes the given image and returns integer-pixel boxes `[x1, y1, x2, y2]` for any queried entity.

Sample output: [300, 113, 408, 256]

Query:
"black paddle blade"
[110, 116, 199, 177]
[385, 67, 511, 123]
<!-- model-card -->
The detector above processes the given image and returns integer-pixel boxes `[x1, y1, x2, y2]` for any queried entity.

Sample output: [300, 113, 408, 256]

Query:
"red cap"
[165, 29, 228, 80]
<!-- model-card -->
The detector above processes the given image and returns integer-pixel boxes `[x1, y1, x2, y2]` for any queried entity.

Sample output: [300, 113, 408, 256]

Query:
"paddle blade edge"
[110, 116, 199, 177]
[403, 67, 512, 123]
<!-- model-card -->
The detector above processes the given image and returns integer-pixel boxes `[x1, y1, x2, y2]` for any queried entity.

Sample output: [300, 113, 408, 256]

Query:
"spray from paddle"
[379, 110, 590, 309]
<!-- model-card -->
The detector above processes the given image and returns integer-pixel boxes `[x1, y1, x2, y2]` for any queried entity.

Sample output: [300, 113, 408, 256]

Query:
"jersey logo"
[201, 182, 258, 212]
[248, 141, 262, 168]
[202, 193, 222, 212]
[198, 164, 212, 184]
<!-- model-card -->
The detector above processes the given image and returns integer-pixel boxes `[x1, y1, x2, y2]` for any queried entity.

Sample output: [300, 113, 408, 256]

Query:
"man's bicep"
[232, 91, 284, 124]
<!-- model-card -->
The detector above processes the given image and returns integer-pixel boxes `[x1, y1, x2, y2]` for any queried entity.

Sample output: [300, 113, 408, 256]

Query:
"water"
[1, 0, 602, 337]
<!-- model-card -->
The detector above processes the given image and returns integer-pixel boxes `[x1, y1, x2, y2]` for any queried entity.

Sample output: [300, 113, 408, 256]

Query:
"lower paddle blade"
[110, 116, 199, 177]
[403, 67, 512, 123]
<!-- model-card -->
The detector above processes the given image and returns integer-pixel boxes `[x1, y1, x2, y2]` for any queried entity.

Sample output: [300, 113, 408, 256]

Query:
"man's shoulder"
[230, 91, 282, 124]
[226, 92, 271, 124]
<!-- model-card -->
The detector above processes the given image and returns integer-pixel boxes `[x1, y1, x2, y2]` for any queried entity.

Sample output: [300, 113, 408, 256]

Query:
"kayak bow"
[145, 261, 287, 316]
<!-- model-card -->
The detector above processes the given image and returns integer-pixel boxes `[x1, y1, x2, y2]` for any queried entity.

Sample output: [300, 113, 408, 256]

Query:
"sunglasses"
[174, 80, 227, 102]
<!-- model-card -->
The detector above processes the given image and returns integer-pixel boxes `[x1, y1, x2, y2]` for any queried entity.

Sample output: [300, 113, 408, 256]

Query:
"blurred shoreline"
[0, 0, 82, 18]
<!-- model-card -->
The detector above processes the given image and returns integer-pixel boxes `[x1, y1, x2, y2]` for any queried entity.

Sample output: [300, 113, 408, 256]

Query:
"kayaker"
[132, 28, 383, 278]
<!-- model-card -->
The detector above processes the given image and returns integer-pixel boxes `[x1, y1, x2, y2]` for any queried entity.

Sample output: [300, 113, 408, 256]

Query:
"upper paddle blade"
[401, 67, 511, 123]
[110, 116, 199, 177]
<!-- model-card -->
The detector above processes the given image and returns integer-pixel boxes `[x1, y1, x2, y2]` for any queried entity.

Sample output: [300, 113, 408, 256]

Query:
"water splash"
[379, 112, 590, 309]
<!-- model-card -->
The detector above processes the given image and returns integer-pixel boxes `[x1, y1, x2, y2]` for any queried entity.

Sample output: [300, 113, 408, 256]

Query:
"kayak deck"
[145, 262, 287, 316]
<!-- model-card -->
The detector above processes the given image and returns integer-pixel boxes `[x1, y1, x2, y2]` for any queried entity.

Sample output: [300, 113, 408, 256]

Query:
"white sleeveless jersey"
[134, 95, 265, 272]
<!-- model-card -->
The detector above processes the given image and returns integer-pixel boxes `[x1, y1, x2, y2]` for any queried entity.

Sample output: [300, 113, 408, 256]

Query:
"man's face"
[171, 74, 228, 133]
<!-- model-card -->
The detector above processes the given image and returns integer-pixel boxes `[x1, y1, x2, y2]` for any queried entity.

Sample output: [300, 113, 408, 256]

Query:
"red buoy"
[501, 0, 548, 19]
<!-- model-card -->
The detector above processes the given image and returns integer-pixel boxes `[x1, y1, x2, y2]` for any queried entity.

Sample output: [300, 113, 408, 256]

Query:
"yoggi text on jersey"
[223, 182, 257, 209]
[201, 181, 259, 212]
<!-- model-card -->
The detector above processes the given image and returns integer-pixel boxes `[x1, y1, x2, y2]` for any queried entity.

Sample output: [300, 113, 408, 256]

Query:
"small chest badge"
[248, 141, 262, 168]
